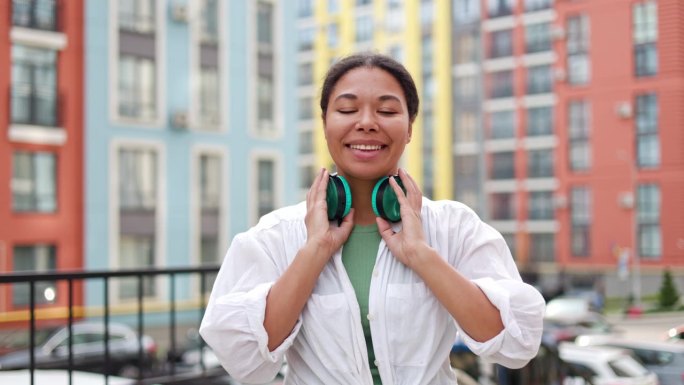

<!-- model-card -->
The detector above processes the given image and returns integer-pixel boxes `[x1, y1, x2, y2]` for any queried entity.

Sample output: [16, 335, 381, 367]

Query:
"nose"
[355, 108, 378, 132]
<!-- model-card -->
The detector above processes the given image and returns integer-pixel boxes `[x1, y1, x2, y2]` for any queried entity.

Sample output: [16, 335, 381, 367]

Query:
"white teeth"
[349, 144, 383, 151]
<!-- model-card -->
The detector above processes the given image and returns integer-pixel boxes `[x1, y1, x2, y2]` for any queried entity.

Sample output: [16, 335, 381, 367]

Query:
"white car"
[0, 369, 139, 385]
[559, 342, 659, 385]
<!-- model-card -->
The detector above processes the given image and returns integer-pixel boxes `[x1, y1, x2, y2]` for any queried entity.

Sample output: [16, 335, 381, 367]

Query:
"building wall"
[0, 0, 84, 324]
[84, 0, 298, 311]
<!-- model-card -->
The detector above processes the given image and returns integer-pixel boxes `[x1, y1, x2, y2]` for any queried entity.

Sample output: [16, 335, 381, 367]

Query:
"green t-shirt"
[341, 224, 382, 385]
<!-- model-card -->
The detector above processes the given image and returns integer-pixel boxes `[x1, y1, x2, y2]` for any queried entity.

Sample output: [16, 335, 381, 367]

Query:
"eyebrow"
[333, 93, 402, 103]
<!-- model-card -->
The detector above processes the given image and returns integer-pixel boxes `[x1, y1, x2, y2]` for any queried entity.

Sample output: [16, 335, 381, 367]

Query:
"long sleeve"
[199, 231, 303, 383]
[451, 212, 546, 369]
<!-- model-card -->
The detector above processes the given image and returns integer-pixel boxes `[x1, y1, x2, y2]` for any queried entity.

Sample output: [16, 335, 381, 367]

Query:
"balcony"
[12, 0, 60, 32]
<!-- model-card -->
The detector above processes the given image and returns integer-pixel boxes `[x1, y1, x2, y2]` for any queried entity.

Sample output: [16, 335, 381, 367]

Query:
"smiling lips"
[346, 143, 387, 160]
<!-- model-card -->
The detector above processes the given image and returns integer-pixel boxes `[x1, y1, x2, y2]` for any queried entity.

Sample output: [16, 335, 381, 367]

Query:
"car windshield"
[0, 328, 59, 351]
[545, 298, 590, 319]
[609, 355, 649, 377]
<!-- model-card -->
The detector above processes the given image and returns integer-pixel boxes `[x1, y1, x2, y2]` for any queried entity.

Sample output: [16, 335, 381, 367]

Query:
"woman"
[200, 53, 545, 384]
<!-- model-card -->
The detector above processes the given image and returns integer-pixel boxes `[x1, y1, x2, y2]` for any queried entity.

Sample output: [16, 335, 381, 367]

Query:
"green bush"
[657, 268, 681, 310]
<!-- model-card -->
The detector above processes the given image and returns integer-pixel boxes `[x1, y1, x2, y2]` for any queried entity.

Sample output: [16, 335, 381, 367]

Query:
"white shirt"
[200, 198, 545, 385]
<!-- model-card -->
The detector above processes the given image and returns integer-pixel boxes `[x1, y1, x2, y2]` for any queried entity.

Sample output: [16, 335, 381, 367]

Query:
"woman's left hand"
[376, 168, 429, 268]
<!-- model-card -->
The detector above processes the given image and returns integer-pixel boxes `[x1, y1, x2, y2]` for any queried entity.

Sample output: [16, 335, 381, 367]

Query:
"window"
[299, 164, 315, 191]
[453, 0, 481, 23]
[118, 55, 156, 120]
[529, 233, 555, 262]
[637, 184, 661, 258]
[489, 70, 514, 99]
[118, 147, 158, 299]
[571, 187, 591, 257]
[566, 15, 590, 85]
[200, 0, 219, 43]
[297, 0, 313, 18]
[328, 0, 339, 13]
[257, 159, 276, 219]
[502, 233, 516, 260]
[355, 15, 373, 42]
[198, 153, 223, 290]
[298, 62, 313, 86]
[299, 130, 313, 155]
[526, 107, 553, 136]
[526, 65, 552, 94]
[298, 96, 313, 120]
[489, 29, 513, 59]
[13, 245, 57, 306]
[386, 8, 404, 32]
[118, 0, 155, 34]
[298, 27, 315, 51]
[525, 23, 551, 54]
[633, 1, 658, 77]
[455, 111, 477, 143]
[488, 0, 513, 18]
[12, 0, 58, 31]
[529, 191, 553, 220]
[635, 93, 659, 168]
[524, 0, 552, 12]
[420, 0, 434, 29]
[328, 23, 339, 48]
[256, 1, 276, 135]
[490, 192, 516, 220]
[568, 100, 591, 171]
[490, 152, 515, 179]
[490, 110, 516, 139]
[199, 66, 220, 128]
[454, 31, 479, 64]
[11, 45, 58, 127]
[12, 151, 57, 212]
[528, 149, 554, 178]
[455, 76, 478, 102]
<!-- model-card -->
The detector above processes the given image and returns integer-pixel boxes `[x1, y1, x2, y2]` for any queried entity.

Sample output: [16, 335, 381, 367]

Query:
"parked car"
[0, 322, 158, 378]
[558, 342, 658, 385]
[584, 339, 684, 385]
[0, 369, 138, 385]
[545, 296, 622, 346]
[666, 324, 684, 343]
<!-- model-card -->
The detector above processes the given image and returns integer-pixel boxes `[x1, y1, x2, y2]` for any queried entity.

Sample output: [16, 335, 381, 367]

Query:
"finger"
[376, 216, 395, 241]
[307, 168, 325, 209]
[399, 168, 422, 207]
[388, 174, 409, 206]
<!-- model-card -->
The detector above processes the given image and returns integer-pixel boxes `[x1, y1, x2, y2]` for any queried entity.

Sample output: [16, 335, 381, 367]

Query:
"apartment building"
[0, 0, 85, 322]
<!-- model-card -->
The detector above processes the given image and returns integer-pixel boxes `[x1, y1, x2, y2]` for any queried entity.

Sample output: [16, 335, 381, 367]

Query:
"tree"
[657, 268, 681, 310]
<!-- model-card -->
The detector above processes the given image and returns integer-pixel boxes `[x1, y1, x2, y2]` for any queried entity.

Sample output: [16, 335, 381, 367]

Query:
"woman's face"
[324, 66, 412, 182]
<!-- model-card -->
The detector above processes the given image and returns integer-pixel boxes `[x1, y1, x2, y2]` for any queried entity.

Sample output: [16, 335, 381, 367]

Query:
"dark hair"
[320, 52, 419, 123]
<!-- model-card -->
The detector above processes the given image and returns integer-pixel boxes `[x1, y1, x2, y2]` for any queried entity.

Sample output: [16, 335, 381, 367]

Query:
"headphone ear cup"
[326, 174, 351, 221]
[372, 176, 406, 222]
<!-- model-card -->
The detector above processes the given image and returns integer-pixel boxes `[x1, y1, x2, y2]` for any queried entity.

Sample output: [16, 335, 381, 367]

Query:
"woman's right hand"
[304, 168, 355, 259]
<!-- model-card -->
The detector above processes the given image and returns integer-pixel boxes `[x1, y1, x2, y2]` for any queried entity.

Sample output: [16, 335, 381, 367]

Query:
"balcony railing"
[12, 0, 60, 32]
[0, 266, 222, 385]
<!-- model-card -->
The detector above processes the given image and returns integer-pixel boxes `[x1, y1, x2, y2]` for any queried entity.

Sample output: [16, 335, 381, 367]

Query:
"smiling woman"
[200, 52, 545, 385]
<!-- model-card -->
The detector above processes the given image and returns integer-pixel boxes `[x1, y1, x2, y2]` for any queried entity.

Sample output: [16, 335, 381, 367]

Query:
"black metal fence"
[0, 266, 223, 385]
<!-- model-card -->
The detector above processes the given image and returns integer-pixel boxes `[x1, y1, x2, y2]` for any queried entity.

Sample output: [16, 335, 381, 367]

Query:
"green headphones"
[326, 174, 406, 222]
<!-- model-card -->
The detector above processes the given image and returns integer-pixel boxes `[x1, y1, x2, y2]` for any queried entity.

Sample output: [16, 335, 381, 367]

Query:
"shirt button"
[374, 360, 379, 367]
[367, 313, 375, 321]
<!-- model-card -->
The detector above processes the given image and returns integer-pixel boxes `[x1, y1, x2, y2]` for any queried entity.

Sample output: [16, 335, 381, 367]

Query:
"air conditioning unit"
[618, 191, 635, 209]
[550, 25, 565, 40]
[554, 67, 566, 82]
[553, 194, 568, 209]
[615, 101, 633, 119]
[171, 110, 189, 130]
[171, 4, 188, 23]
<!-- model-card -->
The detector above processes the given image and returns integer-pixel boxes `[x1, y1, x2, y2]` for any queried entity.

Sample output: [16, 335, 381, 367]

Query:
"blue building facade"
[84, 0, 298, 310]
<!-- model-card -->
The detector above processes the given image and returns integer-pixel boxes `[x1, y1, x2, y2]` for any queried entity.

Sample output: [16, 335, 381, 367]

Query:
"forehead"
[330, 67, 405, 101]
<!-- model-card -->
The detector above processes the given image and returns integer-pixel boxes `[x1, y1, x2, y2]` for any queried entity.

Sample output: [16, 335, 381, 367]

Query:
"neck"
[343, 175, 379, 225]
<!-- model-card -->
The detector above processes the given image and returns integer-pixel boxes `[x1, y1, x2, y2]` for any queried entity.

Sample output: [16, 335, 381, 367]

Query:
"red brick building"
[552, 0, 684, 299]
[0, 0, 84, 324]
